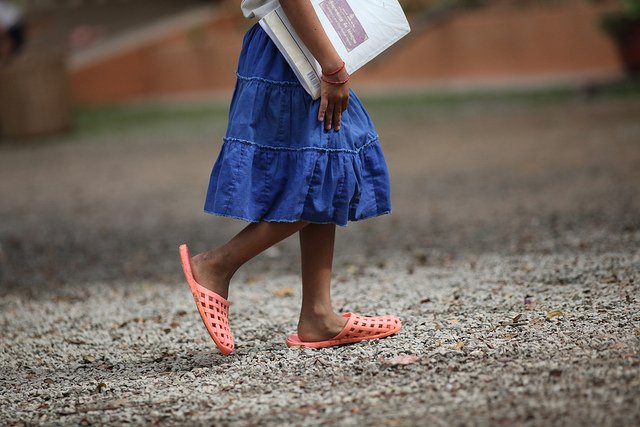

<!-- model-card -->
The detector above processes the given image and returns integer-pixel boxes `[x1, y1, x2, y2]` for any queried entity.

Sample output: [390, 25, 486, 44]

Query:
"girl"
[180, 0, 401, 356]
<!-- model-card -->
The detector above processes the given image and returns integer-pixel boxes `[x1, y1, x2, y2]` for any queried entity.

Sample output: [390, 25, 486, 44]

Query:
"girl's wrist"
[320, 67, 350, 84]
[320, 72, 350, 85]
[321, 59, 345, 76]
[322, 61, 345, 76]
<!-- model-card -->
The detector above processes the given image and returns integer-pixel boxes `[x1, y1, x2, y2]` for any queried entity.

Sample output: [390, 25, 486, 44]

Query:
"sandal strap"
[334, 313, 401, 341]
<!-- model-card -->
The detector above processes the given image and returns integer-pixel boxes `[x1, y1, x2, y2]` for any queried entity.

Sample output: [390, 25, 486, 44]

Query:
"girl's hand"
[278, 0, 350, 131]
[318, 67, 350, 132]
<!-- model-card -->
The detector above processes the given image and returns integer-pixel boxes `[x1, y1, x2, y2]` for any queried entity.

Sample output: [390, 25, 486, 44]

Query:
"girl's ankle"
[297, 312, 347, 342]
[191, 253, 232, 298]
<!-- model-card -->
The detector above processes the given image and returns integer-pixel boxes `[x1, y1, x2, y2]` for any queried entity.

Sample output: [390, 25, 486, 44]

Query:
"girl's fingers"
[324, 109, 333, 130]
[333, 109, 342, 131]
[318, 97, 328, 122]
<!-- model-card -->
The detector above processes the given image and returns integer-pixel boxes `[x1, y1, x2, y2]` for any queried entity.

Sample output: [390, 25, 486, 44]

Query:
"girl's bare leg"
[296, 223, 348, 342]
[190, 221, 308, 299]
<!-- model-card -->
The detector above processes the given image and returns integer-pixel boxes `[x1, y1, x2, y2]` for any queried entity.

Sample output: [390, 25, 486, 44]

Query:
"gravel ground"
[1, 91, 639, 426]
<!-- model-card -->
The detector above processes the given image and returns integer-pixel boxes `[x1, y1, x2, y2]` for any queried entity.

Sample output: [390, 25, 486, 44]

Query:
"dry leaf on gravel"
[275, 287, 294, 297]
[547, 310, 563, 318]
[383, 355, 420, 365]
[346, 265, 360, 274]
[454, 341, 465, 349]
[610, 342, 628, 349]
[110, 399, 130, 407]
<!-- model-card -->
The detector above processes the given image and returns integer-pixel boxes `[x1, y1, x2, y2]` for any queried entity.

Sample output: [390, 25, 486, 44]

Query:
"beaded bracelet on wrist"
[320, 73, 351, 85]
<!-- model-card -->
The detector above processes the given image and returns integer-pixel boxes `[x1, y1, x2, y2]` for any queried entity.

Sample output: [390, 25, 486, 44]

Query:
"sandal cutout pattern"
[286, 312, 401, 349]
[180, 244, 234, 355]
[341, 313, 401, 341]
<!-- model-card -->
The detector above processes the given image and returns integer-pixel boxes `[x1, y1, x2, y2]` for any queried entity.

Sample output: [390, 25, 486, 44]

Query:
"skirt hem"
[202, 209, 392, 228]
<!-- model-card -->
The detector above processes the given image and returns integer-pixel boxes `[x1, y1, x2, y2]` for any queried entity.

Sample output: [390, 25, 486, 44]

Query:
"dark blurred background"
[0, 0, 634, 114]
[0, 0, 638, 295]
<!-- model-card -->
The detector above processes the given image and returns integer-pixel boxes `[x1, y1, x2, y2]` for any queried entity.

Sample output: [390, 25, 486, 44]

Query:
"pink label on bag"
[319, 0, 368, 52]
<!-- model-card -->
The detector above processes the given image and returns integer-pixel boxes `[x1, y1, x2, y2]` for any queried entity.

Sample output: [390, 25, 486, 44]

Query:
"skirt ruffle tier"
[204, 24, 391, 227]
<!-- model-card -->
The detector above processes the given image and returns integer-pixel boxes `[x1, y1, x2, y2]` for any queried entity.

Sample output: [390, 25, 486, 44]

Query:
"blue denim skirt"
[203, 24, 391, 227]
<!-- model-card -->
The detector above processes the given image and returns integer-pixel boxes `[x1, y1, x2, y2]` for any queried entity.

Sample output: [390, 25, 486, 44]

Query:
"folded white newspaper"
[259, 0, 411, 99]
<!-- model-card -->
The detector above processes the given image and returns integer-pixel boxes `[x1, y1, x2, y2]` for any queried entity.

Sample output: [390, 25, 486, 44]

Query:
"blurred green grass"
[362, 78, 640, 123]
[73, 102, 230, 137]
[72, 78, 640, 136]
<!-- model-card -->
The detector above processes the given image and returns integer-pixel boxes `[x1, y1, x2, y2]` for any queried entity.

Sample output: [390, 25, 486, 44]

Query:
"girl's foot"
[296, 312, 349, 342]
[180, 244, 235, 355]
[287, 313, 402, 349]
[190, 252, 231, 300]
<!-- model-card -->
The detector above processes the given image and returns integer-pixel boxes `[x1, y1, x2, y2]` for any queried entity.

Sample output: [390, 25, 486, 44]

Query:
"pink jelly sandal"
[179, 244, 234, 356]
[286, 312, 401, 349]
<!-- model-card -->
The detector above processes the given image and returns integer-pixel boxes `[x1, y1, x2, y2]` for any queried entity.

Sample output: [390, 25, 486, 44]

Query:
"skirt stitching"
[222, 136, 380, 155]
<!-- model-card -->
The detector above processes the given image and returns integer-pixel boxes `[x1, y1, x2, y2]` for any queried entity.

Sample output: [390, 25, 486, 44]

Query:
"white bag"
[259, 0, 411, 99]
